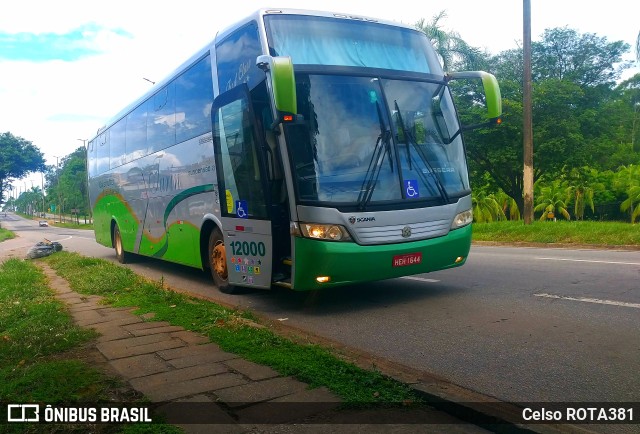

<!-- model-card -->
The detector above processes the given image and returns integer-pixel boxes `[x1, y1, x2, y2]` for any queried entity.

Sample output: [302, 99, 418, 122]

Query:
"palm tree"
[472, 191, 506, 223]
[495, 190, 521, 221]
[621, 185, 640, 223]
[565, 167, 601, 220]
[534, 181, 571, 221]
[570, 185, 595, 221]
[614, 165, 640, 222]
[415, 12, 485, 71]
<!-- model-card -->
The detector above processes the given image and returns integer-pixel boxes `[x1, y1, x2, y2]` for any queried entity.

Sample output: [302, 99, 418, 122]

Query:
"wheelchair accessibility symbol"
[235, 200, 248, 218]
[404, 180, 420, 198]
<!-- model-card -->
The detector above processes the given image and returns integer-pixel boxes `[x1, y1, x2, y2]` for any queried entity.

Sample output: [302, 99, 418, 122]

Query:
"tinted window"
[109, 120, 126, 169]
[175, 56, 213, 143]
[88, 139, 97, 177]
[147, 83, 176, 153]
[265, 15, 440, 74]
[126, 101, 148, 161]
[214, 90, 268, 218]
[216, 23, 263, 92]
[96, 131, 110, 174]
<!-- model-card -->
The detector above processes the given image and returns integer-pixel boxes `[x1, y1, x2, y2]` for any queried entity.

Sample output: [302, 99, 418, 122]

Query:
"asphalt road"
[3, 213, 639, 407]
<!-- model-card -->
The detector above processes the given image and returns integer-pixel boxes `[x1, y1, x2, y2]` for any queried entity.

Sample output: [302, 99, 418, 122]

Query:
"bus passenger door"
[212, 84, 273, 289]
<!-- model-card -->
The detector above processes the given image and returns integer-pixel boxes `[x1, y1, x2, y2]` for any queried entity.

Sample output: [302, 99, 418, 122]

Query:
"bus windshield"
[284, 74, 470, 208]
[264, 14, 441, 73]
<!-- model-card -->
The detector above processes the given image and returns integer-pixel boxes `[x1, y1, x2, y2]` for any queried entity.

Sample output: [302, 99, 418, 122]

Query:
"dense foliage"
[0, 132, 45, 207]
[9, 146, 88, 219]
[418, 14, 640, 222]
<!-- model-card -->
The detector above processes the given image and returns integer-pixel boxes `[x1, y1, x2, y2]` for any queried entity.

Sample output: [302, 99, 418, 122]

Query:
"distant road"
[3, 212, 639, 406]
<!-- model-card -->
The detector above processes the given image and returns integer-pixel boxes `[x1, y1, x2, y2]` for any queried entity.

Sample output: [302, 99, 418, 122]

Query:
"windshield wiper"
[357, 128, 391, 211]
[357, 101, 393, 211]
[394, 101, 450, 204]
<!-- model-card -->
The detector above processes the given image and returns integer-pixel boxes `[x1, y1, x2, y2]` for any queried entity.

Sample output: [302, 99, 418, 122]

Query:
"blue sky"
[2, 0, 638, 193]
[0, 24, 131, 62]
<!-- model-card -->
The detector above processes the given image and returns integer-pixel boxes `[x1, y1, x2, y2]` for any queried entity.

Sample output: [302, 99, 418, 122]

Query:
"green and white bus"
[87, 8, 501, 293]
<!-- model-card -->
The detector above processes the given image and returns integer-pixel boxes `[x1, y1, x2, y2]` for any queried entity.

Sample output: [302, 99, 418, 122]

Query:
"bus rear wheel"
[113, 224, 131, 264]
[208, 228, 236, 294]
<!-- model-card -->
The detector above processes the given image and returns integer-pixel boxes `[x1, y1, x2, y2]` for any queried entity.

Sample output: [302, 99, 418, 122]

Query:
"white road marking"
[52, 236, 74, 242]
[400, 276, 440, 283]
[536, 257, 640, 266]
[534, 293, 640, 309]
[50, 235, 95, 242]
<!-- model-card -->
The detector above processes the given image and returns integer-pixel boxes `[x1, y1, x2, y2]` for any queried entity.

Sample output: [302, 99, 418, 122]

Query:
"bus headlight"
[451, 209, 473, 229]
[300, 223, 352, 241]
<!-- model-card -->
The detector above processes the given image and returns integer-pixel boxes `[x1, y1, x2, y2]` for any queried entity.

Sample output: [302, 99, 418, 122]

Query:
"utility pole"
[633, 102, 640, 152]
[78, 138, 89, 222]
[41, 172, 45, 217]
[53, 155, 62, 223]
[522, 0, 534, 224]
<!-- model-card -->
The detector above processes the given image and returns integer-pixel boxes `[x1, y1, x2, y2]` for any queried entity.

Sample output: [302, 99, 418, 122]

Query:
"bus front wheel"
[208, 229, 236, 294]
[113, 225, 131, 264]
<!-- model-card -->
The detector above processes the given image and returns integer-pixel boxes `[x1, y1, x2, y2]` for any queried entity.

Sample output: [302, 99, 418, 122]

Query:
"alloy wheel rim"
[212, 241, 227, 280]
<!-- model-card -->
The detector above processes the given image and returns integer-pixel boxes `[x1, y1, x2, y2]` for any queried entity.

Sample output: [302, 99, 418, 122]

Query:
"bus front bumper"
[291, 224, 471, 290]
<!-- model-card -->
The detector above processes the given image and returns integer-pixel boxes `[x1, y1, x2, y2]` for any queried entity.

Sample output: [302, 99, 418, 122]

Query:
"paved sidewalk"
[41, 264, 341, 432]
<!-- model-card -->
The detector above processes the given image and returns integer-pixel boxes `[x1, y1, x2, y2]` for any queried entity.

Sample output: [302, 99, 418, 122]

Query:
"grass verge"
[44, 251, 419, 404]
[472, 220, 640, 246]
[0, 258, 181, 434]
[50, 221, 94, 230]
[0, 227, 15, 242]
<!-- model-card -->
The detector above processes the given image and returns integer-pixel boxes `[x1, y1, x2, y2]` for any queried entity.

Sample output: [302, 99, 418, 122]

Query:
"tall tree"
[532, 27, 631, 87]
[464, 28, 633, 215]
[47, 147, 89, 216]
[415, 12, 486, 71]
[0, 132, 45, 206]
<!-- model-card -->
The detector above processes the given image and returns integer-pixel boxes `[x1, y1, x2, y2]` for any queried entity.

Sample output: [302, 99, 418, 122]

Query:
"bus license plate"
[392, 252, 422, 267]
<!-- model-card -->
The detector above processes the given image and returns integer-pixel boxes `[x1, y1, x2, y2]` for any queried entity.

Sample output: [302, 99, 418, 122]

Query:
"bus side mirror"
[257, 55, 298, 126]
[447, 71, 502, 127]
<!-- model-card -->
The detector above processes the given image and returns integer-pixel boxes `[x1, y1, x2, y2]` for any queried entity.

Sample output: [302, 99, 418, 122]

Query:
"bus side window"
[215, 22, 262, 93]
[126, 101, 149, 162]
[147, 83, 176, 153]
[175, 56, 213, 144]
[88, 139, 97, 177]
[109, 120, 126, 168]
[96, 131, 110, 174]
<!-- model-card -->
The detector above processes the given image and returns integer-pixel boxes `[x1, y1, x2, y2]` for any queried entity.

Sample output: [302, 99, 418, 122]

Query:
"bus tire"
[113, 224, 131, 264]
[208, 228, 236, 294]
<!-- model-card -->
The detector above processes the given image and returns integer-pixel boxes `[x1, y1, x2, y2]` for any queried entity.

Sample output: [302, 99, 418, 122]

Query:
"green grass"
[472, 220, 640, 246]
[0, 258, 181, 434]
[45, 252, 420, 404]
[50, 221, 94, 230]
[0, 259, 95, 371]
[0, 227, 15, 242]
